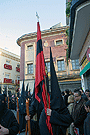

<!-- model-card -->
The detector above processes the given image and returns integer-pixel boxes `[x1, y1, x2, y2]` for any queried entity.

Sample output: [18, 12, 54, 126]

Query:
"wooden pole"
[17, 97, 20, 134]
[26, 99, 31, 135]
[25, 123, 28, 135]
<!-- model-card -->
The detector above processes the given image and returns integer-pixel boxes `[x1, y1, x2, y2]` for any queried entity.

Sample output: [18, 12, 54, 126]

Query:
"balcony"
[4, 78, 12, 83]
[16, 67, 20, 72]
[4, 64, 12, 70]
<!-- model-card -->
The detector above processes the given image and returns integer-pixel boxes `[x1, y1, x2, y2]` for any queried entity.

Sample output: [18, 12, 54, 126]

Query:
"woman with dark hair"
[64, 89, 70, 106]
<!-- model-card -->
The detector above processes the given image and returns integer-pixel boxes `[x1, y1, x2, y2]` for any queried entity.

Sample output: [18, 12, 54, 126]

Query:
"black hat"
[50, 47, 66, 110]
[25, 83, 29, 99]
[8, 91, 12, 97]
[21, 80, 25, 98]
[0, 94, 6, 115]
[3, 86, 7, 97]
[0, 86, 1, 94]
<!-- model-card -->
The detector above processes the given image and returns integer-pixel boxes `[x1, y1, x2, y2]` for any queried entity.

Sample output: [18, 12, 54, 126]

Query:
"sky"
[0, 0, 66, 56]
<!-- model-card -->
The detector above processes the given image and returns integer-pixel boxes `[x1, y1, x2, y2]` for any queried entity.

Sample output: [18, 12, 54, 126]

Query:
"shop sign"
[80, 48, 90, 71]
[4, 78, 12, 83]
[16, 67, 20, 72]
[4, 64, 12, 70]
[81, 57, 89, 70]
[86, 48, 90, 62]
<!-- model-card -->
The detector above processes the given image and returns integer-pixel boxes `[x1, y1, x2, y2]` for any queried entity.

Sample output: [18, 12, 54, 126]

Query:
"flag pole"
[26, 99, 31, 135]
[36, 12, 39, 22]
[36, 12, 49, 107]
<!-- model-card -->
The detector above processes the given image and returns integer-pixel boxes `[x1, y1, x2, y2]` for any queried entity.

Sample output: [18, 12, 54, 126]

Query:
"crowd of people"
[0, 86, 90, 135]
[61, 87, 90, 135]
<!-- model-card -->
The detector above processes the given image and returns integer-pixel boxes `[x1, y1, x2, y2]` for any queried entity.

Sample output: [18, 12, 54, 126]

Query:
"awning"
[80, 62, 90, 76]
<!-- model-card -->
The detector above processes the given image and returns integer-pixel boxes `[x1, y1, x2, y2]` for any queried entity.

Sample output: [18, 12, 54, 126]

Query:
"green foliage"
[66, 28, 69, 36]
[66, 39, 68, 45]
[66, 28, 69, 65]
[66, 0, 72, 18]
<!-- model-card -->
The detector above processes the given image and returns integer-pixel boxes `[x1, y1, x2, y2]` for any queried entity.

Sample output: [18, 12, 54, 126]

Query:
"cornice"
[0, 52, 20, 62]
[17, 26, 69, 46]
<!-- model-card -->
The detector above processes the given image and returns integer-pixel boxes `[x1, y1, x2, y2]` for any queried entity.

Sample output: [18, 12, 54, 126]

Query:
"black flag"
[50, 47, 66, 110]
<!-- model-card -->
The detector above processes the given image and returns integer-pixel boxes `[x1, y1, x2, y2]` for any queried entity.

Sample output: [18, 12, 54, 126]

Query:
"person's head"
[61, 91, 65, 97]
[65, 89, 69, 95]
[85, 89, 90, 98]
[69, 90, 73, 95]
[68, 95, 74, 104]
[85, 100, 90, 112]
[79, 87, 84, 94]
[0, 94, 7, 116]
[74, 89, 81, 102]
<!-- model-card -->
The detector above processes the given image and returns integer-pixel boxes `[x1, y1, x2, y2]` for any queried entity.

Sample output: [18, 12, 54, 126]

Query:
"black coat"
[72, 98, 87, 134]
[29, 99, 43, 135]
[39, 108, 72, 135]
[64, 94, 70, 106]
[29, 99, 43, 123]
[0, 108, 19, 135]
[18, 97, 26, 132]
[84, 112, 90, 135]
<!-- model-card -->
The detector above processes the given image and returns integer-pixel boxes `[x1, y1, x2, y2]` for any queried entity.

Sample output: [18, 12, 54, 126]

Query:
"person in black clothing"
[25, 97, 43, 135]
[0, 86, 2, 94]
[64, 89, 70, 106]
[39, 107, 72, 135]
[84, 100, 90, 135]
[79, 87, 88, 101]
[71, 89, 87, 135]
[0, 94, 19, 135]
[39, 48, 72, 135]
[85, 89, 90, 100]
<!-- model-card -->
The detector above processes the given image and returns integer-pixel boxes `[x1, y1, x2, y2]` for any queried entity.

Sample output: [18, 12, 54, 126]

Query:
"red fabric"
[42, 82, 53, 135]
[74, 128, 79, 135]
[35, 21, 53, 135]
[37, 22, 41, 42]
[35, 51, 46, 102]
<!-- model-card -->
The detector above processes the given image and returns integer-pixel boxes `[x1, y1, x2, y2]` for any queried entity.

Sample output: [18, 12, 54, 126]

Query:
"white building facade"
[0, 48, 20, 93]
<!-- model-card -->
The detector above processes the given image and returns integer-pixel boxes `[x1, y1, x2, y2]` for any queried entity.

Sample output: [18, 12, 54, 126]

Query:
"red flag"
[35, 21, 53, 135]
[74, 128, 79, 135]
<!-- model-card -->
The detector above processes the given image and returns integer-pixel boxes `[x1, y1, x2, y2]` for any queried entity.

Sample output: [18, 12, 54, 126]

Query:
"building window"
[27, 63, 33, 74]
[56, 39, 63, 46]
[57, 60, 65, 71]
[5, 73, 10, 79]
[46, 62, 50, 72]
[17, 64, 20, 68]
[6, 60, 10, 65]
[27, 45, 33, 50]
[17, 76, 20, 80]
[72, 59, 79, 70]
